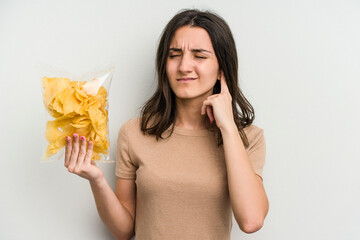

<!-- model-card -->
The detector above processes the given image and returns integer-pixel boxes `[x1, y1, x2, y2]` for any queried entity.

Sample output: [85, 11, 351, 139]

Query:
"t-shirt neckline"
[172, 125, 214, 137]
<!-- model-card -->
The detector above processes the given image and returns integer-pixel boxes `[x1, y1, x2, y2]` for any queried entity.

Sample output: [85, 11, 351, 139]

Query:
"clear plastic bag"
[37, 63, 114, 163]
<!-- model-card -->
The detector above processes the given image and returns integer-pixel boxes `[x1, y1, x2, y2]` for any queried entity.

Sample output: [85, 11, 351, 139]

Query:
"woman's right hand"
[65, 133, 104, 183]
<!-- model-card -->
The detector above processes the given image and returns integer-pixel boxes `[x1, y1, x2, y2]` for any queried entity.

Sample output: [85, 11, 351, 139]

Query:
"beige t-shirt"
[116, 118, 266, 240]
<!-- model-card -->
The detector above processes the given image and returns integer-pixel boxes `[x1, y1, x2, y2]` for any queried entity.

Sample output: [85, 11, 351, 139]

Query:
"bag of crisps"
[38, 63, 114, 163]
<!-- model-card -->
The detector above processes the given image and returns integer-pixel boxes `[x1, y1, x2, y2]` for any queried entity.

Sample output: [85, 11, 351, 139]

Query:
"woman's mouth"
[177, 78, 197, 82]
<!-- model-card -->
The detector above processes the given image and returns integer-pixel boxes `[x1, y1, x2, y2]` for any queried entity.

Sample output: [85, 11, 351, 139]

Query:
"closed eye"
[169, 55, 207, 59]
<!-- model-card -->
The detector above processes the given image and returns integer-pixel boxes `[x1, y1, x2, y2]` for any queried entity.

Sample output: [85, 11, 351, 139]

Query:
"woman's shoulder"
[243, 123, 264, 143]
[119, 117, 158, 142]
[243, 123, 263, 133]
[120, 117, 141, 132]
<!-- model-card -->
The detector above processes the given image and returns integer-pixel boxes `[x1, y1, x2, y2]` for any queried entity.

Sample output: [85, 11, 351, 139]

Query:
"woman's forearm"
[221, 123, 269, 233]
[89, 176, 135, 240]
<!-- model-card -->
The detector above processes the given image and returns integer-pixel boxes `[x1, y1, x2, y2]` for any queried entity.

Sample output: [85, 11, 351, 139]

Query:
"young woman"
[65, 9, 268, 240]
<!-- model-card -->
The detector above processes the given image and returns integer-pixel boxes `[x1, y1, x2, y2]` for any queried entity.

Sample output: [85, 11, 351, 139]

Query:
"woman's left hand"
[201, 70, 235, 131]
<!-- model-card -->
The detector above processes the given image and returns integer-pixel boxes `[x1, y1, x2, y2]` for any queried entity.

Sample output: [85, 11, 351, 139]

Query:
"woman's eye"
[168, 55, 207, 59]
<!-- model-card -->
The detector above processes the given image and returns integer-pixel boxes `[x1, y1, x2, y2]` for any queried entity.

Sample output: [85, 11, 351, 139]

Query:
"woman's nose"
[178, 54, 193, 73]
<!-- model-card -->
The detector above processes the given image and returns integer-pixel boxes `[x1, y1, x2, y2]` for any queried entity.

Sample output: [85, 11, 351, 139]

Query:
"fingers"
[207, 94, 218, 100]
[65, 136, 72, 167]
[67, 133, 80, 172]
[84, 141, 94, 165]
[201, 95, 216, 115]
[65, 133, 95, 174]
[201, 103, 207, 115]
[201, 99, 215, 124]
[75, 136, 87, 169]
[220, 70, 229, 94]
[206, 106, 214, 123]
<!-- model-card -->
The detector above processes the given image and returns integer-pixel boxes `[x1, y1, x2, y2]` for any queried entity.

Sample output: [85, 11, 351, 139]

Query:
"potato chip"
[44, 120, 67, 158]
[42, 76, 111, 161]
[88, 106, 107, 137]
[42, 77, 70, 107]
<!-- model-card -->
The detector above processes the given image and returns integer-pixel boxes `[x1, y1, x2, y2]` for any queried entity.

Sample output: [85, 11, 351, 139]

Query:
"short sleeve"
[115, 121, 137, 179]
[247, 128, 266, 181]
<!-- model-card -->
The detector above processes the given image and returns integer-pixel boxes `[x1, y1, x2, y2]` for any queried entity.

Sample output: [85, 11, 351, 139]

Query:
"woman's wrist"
[220, 122, 238, 136]
[89, 173, 106, 187]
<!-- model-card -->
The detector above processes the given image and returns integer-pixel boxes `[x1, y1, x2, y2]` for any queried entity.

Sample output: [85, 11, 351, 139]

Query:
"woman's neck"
[174, 98, 211, 130]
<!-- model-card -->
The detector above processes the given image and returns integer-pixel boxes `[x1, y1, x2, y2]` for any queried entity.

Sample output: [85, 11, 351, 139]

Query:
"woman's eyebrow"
[169, 47, 212, 54]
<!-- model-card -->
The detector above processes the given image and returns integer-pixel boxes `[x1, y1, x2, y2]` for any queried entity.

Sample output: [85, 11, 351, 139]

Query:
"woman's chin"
[174, 90, 213, 101]
[175, 94, 207, 101]
[175, 93, 197, 100]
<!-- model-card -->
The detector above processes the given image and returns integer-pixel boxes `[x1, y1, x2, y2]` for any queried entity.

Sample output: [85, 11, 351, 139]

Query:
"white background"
[1, 0, 359, 239]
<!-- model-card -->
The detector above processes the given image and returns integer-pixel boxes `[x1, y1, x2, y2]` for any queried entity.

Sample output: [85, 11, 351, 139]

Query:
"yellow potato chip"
[51, 97, 64, 115]
[46, 100, 63, 118]
[44, 120, 67, 158]
[74, 85, 88, 102]
[42, 77, 70, 107]
[88, 106, 107, 138]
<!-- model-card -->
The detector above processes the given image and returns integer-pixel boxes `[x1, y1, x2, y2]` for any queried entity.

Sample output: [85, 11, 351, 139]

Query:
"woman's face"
[166, 26, 220, 101]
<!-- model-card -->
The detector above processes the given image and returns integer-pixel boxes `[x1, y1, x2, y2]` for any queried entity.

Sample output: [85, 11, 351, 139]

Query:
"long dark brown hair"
[139, 9, 255, 148]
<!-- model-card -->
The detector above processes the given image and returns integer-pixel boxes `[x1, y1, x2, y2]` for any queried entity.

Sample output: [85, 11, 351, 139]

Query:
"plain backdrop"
[1, 0, 359, 239]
